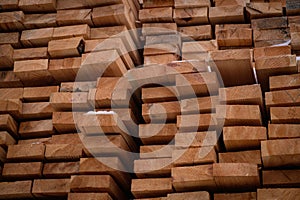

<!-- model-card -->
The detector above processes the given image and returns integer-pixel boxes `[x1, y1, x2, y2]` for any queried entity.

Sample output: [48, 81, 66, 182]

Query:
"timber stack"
[0, 0, 299, 199]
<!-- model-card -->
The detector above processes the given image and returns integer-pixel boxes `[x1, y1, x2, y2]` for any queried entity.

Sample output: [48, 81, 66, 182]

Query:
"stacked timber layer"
[0, 0, 299, 199]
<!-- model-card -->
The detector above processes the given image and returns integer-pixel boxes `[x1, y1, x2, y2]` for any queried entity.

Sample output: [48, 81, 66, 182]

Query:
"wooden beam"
[140, 145, 174, 159]
[268, 124, 300, 139]
[286, 0, 300, 15]
[177, 113, 218, 132]
[214, 0, 249, 7]
[43, 161, 80, 178]
[0, 44, 14, 69]
[261, 138, 300, 168]
[13, 47, 48, 61]
[143, 0, 174, 8]
[50, 92, 90, 111]
[56, 9, 93, 26]
[0, 114, 18, 139]
[213, 163, 260, 191]
[139, 123, 176, 145]
[53, 24, 90, 40]
[270, 107, 300, 124]
[246, 2, 283, 19]
[0, 131, 16, 149]
[48, 37, 85, 58]
[178, 25, 212, 41]
[0, 32, 20, 48]
[60, 81, 96, 92]
[181, 96, 219, 115]
[7, 143, 45, 162]
[173, 7, 209, 26]
[32, 179, 70, 197]
[209, 49, 255, 87]
[2, 162, 42, 179]
[266, 88, 300, 111]
[175, 131, 219, 149]
[45, 144, 83, 161]
[134, 158, 172, 178]
[70, 175, 127, 200]
[0, 11, 24, 31]
[21, 27, 53, 47]
[167, 191, 210, 199]
[142, 23, 177, 36]
[131, 178, 173, 199]
[223, 126, 267, 151]
[172, 164, 216, 192]
[0, 99, 22, 119]
[253, 45, 291, 61]
[174, 0, 210, 8]
[216, 105, 262, 126]
[23, 13, 57, 29]
[52, 112, 77, 133]
[68, 193, 113, 200]
[18, 0, 56, 12]
[263, 169, 300, 187]
[219, 150, 262, 165]
[209, 5, 244, 24]
[142, 86, 177, 104]
[139, 7, 173, 23]
[23, 86, 59, 102]
[253, 28, 291, 48]
[21, 102, 54, 120]
[0, 181, 33, 199]
[0, 0, 19, 11]
[251, 16, 287, 30]
[214, 192, 256, 200]
[19, 119, 54, 138]
[0, 71, 23, 88]
[144, 54, 179, 65]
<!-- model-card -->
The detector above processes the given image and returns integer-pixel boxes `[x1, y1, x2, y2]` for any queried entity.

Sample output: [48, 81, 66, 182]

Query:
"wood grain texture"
[173, 7, 209, 26]
[7, 143, 45, 161]
[0, 181, 33, 199]
[32, 179, 70, 197]
[0, 44, 14, 69]
[257, 188, 300, 200]
[2, 162, 42, 179]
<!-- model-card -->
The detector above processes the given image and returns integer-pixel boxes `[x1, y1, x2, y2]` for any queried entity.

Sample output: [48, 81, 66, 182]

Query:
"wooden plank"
[0, 99, 22, 119]
[60, 81, 96, 92]
[253, 28, 290, 48]
[139, 123, 176, 145]
[142, 23, 177, 36]
[0, 44, 14, 69]
[246, 2, 283, 19]
[7, 143, 45, 161]
[140, 145, 174, 159]
[214, 192, 256, 200]
[79, 157, 131, 191]
[176, 72, 219, 98]
[21, 102, 54, 119]
[0, 0, 19, 11]
[219, 150, 262, 165]
[142, 101, 180, 123]
[143, 0, 174, 8]
[56, 9, 93, 26]
[219, 84, 263, 108]
[266, 88, 300, 111]
[173, 147, 217, 166]
[52, 112, 76, 133]
[0, 11, 24, 31]
[291, 32, 300, 51]
[255, 55, 297, 92]
[145, 34, 181, 47]
[286, 0, 300, 15]
[213, 163, 260, 191]
[43, 161, 80, 178]
[18, 0, 56, 12]
[139, 7, 173, 23]
[253, 45, 291, 61]
[270, 107, 300, 124]
[181, 96, 218, 114]
[24, 13, 57, 29]
[18, 137, 52, 145]
[81, 50, 127, 79]
[2, 162, 42, 179]
[142, 86, 177, 103]
[257, 188, 300, 200]
[134, 158, 172, 178]
[216, 105, 262, 126]
[167, 191, 210, 200]
[144, 43, 180, 56]
[263, 169, 300, 187]
[51, 134, 82, 144]
[0, 131, 16, 149]
[261, 138, 300, 168]
[0, 181, 33, 199]
[68, 193, 113, 200]
[45, 144, 83, 161]
[131, 178, 173, 199]
[0, 114, 18, 139]
[0, 88, 23, 100]
[173, 7, 209, 26]
[48, 37, 85, 58]
[70, 175, 127, 200]
[14, 59, 54, 86]
[175, 131, 219, 149]
[177, 113, 218, 132]
[144, 53, 179, 65]
[209, 49, 255, 87]
[268, 124, 300, 139]
[23, 86, 59, 102]
[214, 0, 249, 7]
[21, 27, 53, 47]
[172, 164, 216, 192]
[215, 24, 252, 47]
[178, 25, 212, 41]
[13, 47, 48, 61]
[209, 5, 244, 24]
[53, 24, 90, 40]
[32, 179, 70, 197]
[251, 16, 287, 30]
[19, 119, 54, 138]
[0, 71, 23, 88]
[50, 92, 90, 111]
[223, 126, 267, 151]
[174, 0, 210, 8]
[0, 32, 20, 48]
[48, 57, 81, 83]
[0, 146, 5, 163]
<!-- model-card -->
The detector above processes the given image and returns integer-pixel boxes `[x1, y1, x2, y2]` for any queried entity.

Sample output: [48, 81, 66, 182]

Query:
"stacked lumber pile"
[0, 0, 300, 199]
